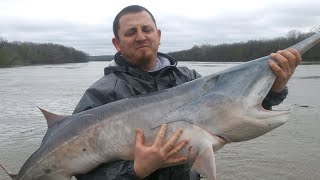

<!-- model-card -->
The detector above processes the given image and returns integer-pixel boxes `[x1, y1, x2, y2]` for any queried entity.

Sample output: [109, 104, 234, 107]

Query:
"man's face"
[112, 11, 161, 71]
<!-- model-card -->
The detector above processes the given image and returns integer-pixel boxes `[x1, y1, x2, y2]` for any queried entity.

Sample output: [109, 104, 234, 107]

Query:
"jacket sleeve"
[73, 74, 126, 114]
[190, 69, 202, 79]
[262, 87, 288, 110]
[177, 67, 202, 81]
[75, 161, 139, 180]
[73, 85, 115, 114]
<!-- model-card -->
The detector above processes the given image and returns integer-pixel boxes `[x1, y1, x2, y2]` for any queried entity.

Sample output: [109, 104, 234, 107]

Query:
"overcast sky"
[1, 0, 319, 55]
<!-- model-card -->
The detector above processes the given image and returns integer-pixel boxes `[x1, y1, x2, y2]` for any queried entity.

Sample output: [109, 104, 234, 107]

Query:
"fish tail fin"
[0, 163, 17, 179]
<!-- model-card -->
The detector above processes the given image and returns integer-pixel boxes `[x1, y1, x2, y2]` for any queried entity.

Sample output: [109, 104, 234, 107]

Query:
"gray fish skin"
[9, 33, 320, 180]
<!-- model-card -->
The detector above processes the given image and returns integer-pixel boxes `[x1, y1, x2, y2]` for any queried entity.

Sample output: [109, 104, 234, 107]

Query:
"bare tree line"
[169, 29, 320, 62]
[0, 39, 88, 67]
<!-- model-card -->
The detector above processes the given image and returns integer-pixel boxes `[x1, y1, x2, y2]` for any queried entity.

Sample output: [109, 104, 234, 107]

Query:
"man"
[74, 5, 302, 180]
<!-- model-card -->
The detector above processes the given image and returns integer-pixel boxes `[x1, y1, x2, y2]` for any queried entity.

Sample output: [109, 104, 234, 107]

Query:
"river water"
[0, 61, 319, 180]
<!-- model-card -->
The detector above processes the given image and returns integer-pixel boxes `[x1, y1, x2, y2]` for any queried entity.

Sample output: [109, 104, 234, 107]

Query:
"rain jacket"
[74, 52, 288, 180]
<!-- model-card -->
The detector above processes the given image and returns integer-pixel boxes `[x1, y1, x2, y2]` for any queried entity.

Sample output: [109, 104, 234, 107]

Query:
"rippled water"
[0, 61, 319, 179]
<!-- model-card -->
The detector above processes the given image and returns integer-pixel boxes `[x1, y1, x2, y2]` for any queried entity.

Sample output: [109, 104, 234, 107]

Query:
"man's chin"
[136, 50, 154, 60]
[136, 47, 152, 54]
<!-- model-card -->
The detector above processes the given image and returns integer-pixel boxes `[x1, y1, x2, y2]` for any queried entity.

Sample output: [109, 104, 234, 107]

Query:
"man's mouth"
[136, 45, 149, 49]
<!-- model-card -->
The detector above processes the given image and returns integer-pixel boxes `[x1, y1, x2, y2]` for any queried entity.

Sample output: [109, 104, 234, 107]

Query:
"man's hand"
[268, 48, 302, 93]
[133, 124, 189, 179]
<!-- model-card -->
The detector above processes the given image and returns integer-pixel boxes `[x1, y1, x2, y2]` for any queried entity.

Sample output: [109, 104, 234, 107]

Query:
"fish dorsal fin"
[39, 107, 65, 128]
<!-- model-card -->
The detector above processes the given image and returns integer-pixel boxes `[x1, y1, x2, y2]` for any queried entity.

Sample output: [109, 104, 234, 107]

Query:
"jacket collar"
[113, 52, 177, 69]
[104, 52, 178, 76]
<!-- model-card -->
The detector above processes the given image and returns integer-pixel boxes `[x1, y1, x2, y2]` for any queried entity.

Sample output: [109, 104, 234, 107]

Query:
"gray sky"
[1, 0, 319, 55]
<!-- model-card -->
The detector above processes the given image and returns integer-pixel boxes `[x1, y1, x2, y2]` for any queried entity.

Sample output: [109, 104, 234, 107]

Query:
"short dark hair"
[113, 5, 157, 39]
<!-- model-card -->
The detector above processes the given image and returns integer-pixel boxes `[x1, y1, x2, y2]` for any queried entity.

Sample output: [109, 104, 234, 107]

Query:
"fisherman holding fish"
[73, 5, 302, 180]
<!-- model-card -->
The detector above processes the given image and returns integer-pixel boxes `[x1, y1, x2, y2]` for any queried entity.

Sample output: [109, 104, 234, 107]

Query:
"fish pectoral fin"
[191, 147, 216, 180]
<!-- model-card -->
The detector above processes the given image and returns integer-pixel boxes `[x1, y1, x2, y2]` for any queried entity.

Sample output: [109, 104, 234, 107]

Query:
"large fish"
[1, 33, 320, 180]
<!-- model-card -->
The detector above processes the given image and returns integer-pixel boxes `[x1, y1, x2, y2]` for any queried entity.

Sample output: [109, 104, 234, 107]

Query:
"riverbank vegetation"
[169, 30, 320, 62]
[0, 38, 88, 68]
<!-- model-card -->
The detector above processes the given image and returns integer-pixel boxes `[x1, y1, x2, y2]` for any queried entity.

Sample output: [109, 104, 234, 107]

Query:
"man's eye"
[125, 29, 136, 36]
[143, 27, 153, 32]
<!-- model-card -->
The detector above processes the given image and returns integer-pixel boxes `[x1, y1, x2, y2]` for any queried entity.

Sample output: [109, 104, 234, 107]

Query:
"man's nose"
[136, 30, 147, 41]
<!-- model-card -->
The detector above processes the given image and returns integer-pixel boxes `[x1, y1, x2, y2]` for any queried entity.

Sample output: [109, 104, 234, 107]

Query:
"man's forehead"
[119, 11, 155, 28]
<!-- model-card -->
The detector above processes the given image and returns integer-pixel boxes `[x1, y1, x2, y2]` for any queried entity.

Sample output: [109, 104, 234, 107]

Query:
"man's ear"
[157, 29, 161, 43]
[112, 37, 121, 52]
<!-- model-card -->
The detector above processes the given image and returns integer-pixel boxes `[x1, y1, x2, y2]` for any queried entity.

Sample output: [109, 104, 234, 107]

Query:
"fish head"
[200, 56, 290, 142]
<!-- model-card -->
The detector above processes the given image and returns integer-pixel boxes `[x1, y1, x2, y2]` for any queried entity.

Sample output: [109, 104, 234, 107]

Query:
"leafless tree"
[0, 36, 7, 48]
[286, 30, 301, 40]
[311, 26, 320, 33]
